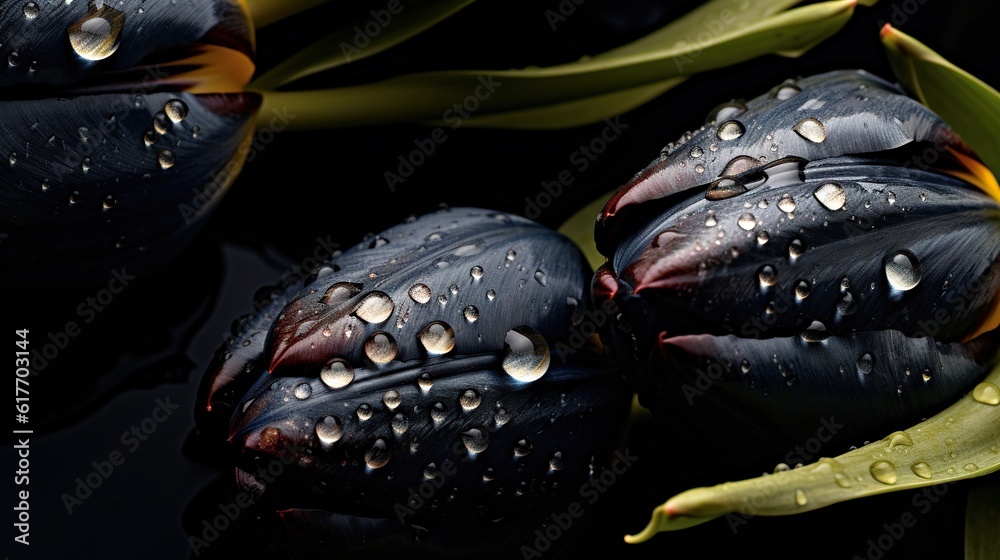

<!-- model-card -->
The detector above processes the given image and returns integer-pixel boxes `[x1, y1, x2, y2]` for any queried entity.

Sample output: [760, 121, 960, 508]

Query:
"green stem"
[247, 0, 337, 29]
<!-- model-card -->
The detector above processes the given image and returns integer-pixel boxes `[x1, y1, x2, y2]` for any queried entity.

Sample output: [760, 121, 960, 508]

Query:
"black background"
[5, 0, 998, 558]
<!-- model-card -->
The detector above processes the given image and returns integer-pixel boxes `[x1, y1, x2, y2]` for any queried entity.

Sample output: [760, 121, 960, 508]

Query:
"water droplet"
[837, 292, 857, 315]
[717, 120, 745, 141]
[738, 213, 756, 231]
[417, 321, 455, 355]
[368, 236, 389, 249]
[81, 158, 91, 173]
[794, 280, 810, 300]
[143, 130, 156, 147]
[506, 249, 517, 262]
[775, 84, 801, 100]
[758, 265, 777, 287]
[870, 460, 898, 485]
[320, 359, 354, 389]
[549, 451, 565, 471]
[382, 389, 401, 410]
[514, 438, 533, 457]
[757, 231, 769, 245]
[165, 99, 188, 123]
[69, 191, 80, 205]
[795, 489, 808, 506]
[922, 369, 932, 382]
[834, 472, 852, 488]
[486, 289, 496, 301]
[417, 373, 433, 392]
[324, 282, 360, 305]
[392, 413, 409, 435]
[973, 382, 1000, 405]
[365, 332, 398, 364]
[857, 353, 874, 375]
[354, 404, 372, 421]
[293, 383, 312, 400]
[158, 150, 175, 170]
[7, 52, 19, 67]
[355, 291, 394, 323]
[740, 360, 751, 374]
[408, 283, 431, 304]
[709, 102, 746, 123]
[153, 112, 171, 135]
[887, 191, 897, 205]
[813, 182, 845, 211]
[533, 269, 548, 287]
[800, 320, 829, 342]
[705, 214, 717, 227]
[430, 402, 447, 424]
[470, 265, 484, 280]
[483, 468, 495, 482]
[788, 238, 804, 261]
[690, 146, 704, 158]
[463, 305, 480, 323]
[911, 462, 933, 479]
[721, 155, 761, 177]
[459, 389, 481, 411]
[316, 416, 343, 444]
[102, 195, 116, 210]
[884, 250, 921, 291]
[777, 195, 796, 213]
[502, 326, 550, 382]
[793, 118, 826, 143]
[365, 438, 391, 469]
[964, 463, 979, 472]
[23, 2, 39, 18]
[694, 164, 705, 174]
[706, 177, 747, 200]
[449, 284, 459, 296]
[494, 408, 510, 427]
[886, 431, 913, 449]
[191, 126, 201, 138]
[462, 428, 489, 453]
[40, 179, 50, 192]
[68, 3, 125, 61]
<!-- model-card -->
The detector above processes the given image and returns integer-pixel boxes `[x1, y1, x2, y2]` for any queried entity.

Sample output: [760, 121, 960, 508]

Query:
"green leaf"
[255, 0, 869, 131]
[881, 24, 1000, 201]
[250, 0, 476, 90]
[623, 365, 1000, 544]
[246, 0, 337, 29]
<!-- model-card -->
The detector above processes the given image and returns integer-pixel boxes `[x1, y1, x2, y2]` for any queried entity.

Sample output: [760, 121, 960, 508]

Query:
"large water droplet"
[417, 321, 455, 355]
[884, 250, 921, 291]
[706, 177, 747, 200]
[870, 460, 898, 485]
[316, 416, 343, 444]
[355, 291, 394, 323]
[320, 359, 354, 389]
[365, 332, 397, 364]
[165, 99, 188, 123]
[800, 320, 829, 342]
[68, 4, 125, 61]
[911, 462, 933, 479]
[408, 283, 431, 304]
[462, 428, 489, 453]
[502, 326, 550, 382]
[470, 266, 484, 280]
[777, 195, 796, 213]
[886, 431, 913, 449]
[793, 118, 826, 143]
[813, 182, 845, 211]
[738, 213, 757, 231]
[973, 382, 1000, 405]
[365, 438, 391, 469]
[324, 282, 360, 305]
[717, 120, 745, 141]
[459, 389, 481, 411]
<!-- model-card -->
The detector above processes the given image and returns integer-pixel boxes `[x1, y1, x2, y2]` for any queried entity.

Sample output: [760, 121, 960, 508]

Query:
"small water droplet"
[775, 84, 801, 100]
[870, 460, 898, 485]
[706, 177, 747, 200]
[777, 195, 796, 213]
[911, 462, 933, 479]
[837, 292, 857, 315]
[514, 438, 533, 457]
[408, 283, 431, 304]
[757, 231, 769, 245]
[694, 164, 705, 174]
[430, 402, 447, 425]
[355, 291, 394, 323]
[462, 428, 489, 453]
[705, 214, 717, 227]
[470, 265, 484, 280]
[549, 451, 565, 471]
[800, 320, 829, 342]
[788, 238, 804, 261]
[81, 158, 91, 173]
[315, 416, 343, 444]
[392, 413, 409, 435]
[972, 382, 1000, 405]
[143, 130, 156, 147]
[320, 359, 354, 389]
[741, 360, 751, 374]
[758, 265, 777, 287]
[717, 120, 745, 141]
[884, 250, 921, 291]
[534, 269, 547, 287]
[293, 383, 312, 399]
[417, 373, 433, 392]
[793, 118, 826, 143]
[494, 408, 510, 427]
[417, 321, 455, 355]
[922, 369, 932, 382]
[463, 305, 479, 323]
[382, 390, 401, 410]
[794, 280, 810, 300]
[794, 489, 808, 506]
[69, 191, 80, 205]
[101, 195, 116, 210]
[40, 179, 50, 192]
[690, 146, 704, 158]
[153, 112, 171, 135]
[365, 332, 398, 364]
[738, 213, 756, 231]
[459, 389, 481, 411]
[486, 289, 496, 301]
[857, 353, 874, 375]
[165, 99, 188, 123]
[355, 403, 373, 421]
[23, 1, 39, 18]
[365, 438, 391, 469]
[886, 431, 913, 449]
[834, 472, 852, 488]
[506, 249, 517, 262]
[502, 326, 550, 382]
[324, 282, 360, 305]
[158, 150, 175, 170]
[7, 52, 19, 67]
[814, 183, 845, 211]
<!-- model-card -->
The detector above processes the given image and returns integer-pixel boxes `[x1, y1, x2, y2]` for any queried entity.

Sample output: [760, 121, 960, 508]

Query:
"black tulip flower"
[594, 69, 1000, 460]
[0, 0, 259, 283]
[197, 207, 632, 558]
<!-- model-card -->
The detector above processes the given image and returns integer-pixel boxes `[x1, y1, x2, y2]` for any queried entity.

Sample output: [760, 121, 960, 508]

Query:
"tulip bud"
[595, 69, 1000, 460]
[197, 207, 632, 557]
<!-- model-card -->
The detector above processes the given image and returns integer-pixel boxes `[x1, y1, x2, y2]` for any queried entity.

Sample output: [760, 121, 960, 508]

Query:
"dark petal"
[0, 91, 260, 284]
[0, 0, 253, 91]
[596, 69, 973, 256]
[604, 160, 1000, 342]
[636, 329, 1000, 459]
